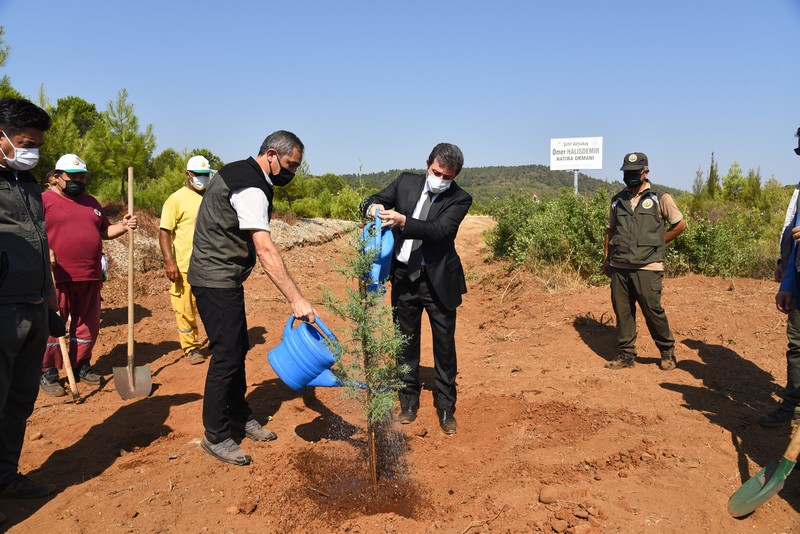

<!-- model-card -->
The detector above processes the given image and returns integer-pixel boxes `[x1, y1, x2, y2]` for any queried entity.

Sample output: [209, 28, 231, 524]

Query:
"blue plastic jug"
[362, 212, 394, 292]
[268, 316, 343, 391]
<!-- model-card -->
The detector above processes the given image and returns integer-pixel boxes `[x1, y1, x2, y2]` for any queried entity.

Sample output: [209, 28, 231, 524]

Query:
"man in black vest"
[0, 98, 64, 502]
[363, 143, 472, 435]
[602, 152, 686, 371]
[762, 128, 800, 427]
[188, 130, 316, 465]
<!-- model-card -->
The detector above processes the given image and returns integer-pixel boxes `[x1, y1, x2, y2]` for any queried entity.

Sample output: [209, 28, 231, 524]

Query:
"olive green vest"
[609, 187, 665, 266]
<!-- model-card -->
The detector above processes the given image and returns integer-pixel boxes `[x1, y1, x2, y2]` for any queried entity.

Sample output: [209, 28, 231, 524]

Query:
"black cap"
[620, 152, 648, 171]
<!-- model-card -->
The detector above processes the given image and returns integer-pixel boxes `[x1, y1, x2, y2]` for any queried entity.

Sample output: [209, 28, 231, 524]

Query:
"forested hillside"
[343, 165, 685, 207]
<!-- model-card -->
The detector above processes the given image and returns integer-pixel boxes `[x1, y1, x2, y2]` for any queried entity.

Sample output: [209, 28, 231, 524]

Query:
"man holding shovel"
[40, 154, 137, 396]
[0, 98, 64, 499]
[764, 127, 800, 428]
[188, 130, 316, 465]
[159, 155, 213, 365]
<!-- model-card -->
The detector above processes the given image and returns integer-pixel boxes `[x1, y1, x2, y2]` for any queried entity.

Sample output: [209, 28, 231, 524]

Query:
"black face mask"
[623, 170, 643, 188]
[269, 157, 295, 187]
[62, 179, 85, 198]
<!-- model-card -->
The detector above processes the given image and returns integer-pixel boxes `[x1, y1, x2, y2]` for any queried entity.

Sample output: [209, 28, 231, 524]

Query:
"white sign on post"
[549, 137, 603, 171]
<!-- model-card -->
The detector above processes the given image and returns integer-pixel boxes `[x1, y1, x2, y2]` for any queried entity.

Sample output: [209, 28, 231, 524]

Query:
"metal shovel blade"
[113, 363, 152, 400]
[727, 456, 796, 517]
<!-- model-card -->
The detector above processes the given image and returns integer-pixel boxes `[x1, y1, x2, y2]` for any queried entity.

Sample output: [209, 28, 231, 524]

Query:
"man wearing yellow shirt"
[159, 155, 213, 364]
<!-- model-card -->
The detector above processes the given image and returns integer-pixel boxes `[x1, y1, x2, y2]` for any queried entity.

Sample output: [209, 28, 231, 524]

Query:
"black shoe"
[605, 354, 635, 369]
[397, 406, 418, 424]
[0, 474, 55, 499]
[758, 406, 799, 428]
[77, 364, 102, 385]
[437, 409, 457, 435]
[40, 372, 66, 397]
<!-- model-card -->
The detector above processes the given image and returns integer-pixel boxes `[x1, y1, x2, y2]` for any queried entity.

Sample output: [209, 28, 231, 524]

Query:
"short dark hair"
[427, 143, 464, 176]
[258, 130, 304, 157]
[0, 98, 52, 135]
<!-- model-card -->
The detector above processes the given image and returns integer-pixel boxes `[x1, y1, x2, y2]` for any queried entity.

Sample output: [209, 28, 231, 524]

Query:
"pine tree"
[322, 223, 408, 487]
[707, 152, 719, 198]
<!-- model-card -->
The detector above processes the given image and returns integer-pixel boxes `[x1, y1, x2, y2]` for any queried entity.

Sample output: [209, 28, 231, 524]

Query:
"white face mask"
[426, 173, 452, 194]
[191, 173, 210, 190]
[1, 131, 40, 171]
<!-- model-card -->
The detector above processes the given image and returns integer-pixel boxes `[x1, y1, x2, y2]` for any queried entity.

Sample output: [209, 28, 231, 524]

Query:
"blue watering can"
[361, 211, 394, 292]
[268, 316, 344, 391]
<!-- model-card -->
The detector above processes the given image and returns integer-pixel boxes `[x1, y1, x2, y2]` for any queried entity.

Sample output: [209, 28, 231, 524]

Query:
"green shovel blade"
[727, 457, 797, 517]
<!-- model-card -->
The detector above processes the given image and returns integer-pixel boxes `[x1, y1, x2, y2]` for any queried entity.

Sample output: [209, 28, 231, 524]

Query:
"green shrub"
[488, 184, 790, 283]
[487, 188, 610, 284]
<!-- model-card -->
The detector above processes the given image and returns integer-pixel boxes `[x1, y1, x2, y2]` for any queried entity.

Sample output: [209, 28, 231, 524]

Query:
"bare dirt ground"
[5, 215, 799, 533]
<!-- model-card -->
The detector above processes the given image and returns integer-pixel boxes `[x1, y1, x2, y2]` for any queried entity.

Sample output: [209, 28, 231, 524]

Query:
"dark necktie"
[406, 192, 433, 282]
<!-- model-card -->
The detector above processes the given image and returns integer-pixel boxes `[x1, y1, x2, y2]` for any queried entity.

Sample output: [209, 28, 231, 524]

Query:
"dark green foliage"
[342, 165, 684, 208]
[488, 188, 611, 284]
[322, 228, 408, 425]
[488, 179, 794, 283]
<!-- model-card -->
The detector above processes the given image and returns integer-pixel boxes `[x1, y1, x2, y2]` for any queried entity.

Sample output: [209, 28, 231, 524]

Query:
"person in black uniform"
[363, 143, 472, 434]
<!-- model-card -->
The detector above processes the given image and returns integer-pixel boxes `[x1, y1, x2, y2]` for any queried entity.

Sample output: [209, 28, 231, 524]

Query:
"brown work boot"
[185, 349, 206, 365]
[605, 354, 635, 369]
[660, 352, 677, 371]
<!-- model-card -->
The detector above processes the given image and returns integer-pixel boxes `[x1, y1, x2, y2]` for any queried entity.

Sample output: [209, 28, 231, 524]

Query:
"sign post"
[549, 137, 603, 194]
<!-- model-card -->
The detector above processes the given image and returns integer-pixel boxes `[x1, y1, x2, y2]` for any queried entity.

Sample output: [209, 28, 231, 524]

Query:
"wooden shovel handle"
[785, 423, 800, 462]
[127, 167, 134, 364]
[59, 336, 78, 395]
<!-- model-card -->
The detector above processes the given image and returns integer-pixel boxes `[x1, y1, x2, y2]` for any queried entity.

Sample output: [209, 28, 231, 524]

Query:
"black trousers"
[193, 286, 253, 444]
[392, 266, 458, 412]
[783, 308, 800, 412]
[0, 302, 47, 486]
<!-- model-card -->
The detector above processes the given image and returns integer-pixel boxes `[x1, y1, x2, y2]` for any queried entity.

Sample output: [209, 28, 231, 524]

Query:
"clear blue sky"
[1, 0, 798, 190]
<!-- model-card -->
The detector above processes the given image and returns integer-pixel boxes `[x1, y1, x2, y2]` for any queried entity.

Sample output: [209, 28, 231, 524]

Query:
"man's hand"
[776, 290, 794, 314]
[792, 226, 800, 244]
[48, 309, 67, 338]
[290, 297, 317, 323]
[164, 260, 180, 283]
[123, 213, 138, 230]
[367, 204, 385, 217]
[377, 209, 406, 229]
[602, 258, 611, 276]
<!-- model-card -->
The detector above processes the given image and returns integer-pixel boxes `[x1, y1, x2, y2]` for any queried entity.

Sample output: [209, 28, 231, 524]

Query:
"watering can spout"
[306, 368, 342, 388]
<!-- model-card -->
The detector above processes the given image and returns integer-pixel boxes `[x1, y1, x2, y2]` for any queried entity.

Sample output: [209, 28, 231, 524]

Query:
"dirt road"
[7, 216, 799, 532]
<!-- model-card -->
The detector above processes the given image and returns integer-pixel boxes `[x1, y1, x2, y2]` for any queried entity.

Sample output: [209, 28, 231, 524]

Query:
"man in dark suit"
[363, 143, 472, 434]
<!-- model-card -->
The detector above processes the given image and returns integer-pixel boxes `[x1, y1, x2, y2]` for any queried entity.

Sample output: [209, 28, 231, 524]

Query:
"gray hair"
[258, 130, 304, 157]
[427, 143, 464, 175]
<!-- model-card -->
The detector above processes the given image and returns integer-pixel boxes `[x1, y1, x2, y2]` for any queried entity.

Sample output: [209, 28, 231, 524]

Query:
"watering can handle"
[286, 315, 339, 346]
[373, 210, 382, 249]
[312, 315, 338, 345]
